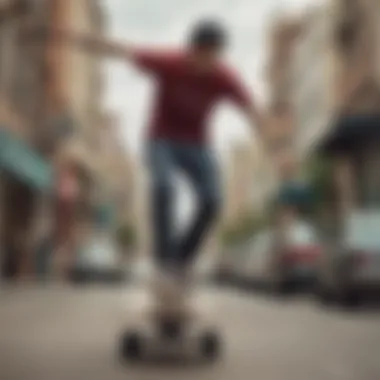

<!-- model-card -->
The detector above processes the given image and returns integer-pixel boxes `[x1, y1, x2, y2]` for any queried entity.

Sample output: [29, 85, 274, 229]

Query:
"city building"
[287, 0, 380, 236]
[94, 111, 135, 230]
[265, 14, 303, 169]
[223, 141, 258, 226]
[290, 5, 334, 159]
[0, 0, 110, 280]
[0, 0, 55, 279]
[43, 0, 109, 276]
[290, 0, 380, 159]
[261, 14, 306, 228]
[316, 0, 380, 217]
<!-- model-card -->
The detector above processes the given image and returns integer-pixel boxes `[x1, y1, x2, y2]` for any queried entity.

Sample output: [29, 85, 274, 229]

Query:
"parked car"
[70, 234, 126, 283]
[241, 221, 321, 292]
[316, 211, 380, 306]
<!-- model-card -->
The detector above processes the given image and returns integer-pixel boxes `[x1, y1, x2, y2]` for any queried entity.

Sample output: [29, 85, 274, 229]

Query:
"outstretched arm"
[26, 27, 170, 74]
[224, 71, 269, 144]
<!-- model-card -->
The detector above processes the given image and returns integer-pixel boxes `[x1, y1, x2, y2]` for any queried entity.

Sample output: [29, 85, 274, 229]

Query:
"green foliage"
[220, 211, 271, 247]
[304, 155, 334, 208]
[298, 154, 336, 221]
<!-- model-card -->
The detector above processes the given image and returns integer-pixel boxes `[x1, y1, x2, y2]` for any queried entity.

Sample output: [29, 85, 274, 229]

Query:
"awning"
[0, 127, 53, 192]
[277, 181, 314, 207]
[318, 113, 380, 155]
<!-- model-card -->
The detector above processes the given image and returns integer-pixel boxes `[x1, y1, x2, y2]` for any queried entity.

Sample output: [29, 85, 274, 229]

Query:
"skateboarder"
[28, 19, 267, 286]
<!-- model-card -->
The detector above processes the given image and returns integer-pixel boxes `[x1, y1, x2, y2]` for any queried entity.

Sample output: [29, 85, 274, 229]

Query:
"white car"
[71, 234, 125, 283]
[316, 210, 380, 306]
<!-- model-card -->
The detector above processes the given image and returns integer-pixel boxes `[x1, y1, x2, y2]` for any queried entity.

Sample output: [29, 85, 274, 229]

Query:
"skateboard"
[118, 272, 222, 363]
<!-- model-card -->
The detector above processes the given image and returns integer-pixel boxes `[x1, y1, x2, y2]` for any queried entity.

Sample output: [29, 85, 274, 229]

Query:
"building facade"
[0, 0, 55, 280]
[287, 0, 380, 234]
[291, 5, 333, 159]
[223, 142, 260, 226]
[44, 0, 124, 277]
[0, 0, 112, 280]
[323, 0, 380, 216]
[265, 15, 302, 169]
[94, 111, 135, 230]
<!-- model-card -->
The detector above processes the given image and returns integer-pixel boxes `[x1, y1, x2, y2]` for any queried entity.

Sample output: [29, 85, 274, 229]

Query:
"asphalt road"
[1, 284, 380, 380]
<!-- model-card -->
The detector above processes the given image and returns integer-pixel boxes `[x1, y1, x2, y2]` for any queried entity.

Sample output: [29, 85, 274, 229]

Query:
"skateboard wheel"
[119, 331, 144, 361]
[199, 331, 221, 361]
[158, 319, 183, 340]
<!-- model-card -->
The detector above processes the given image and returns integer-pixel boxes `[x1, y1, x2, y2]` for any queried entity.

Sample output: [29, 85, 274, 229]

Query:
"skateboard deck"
[118, 270, 222, 362]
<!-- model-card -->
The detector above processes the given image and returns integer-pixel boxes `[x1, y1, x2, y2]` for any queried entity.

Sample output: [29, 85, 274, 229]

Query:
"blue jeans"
[147, 139, 222, 269]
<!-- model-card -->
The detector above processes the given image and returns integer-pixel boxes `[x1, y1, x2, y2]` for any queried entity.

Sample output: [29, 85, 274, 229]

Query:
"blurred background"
[1, 0, 380, 379]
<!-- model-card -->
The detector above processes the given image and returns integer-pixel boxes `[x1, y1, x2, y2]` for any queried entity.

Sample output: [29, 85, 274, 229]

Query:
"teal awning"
[277, 181, 314, 207]
[0, 128, 53, 192]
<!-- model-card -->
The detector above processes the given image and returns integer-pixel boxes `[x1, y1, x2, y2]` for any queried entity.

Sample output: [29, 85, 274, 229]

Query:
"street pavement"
[1, 283, 380, 380]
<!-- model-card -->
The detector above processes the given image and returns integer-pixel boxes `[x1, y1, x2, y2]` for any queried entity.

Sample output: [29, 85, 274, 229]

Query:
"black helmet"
[189, 19, 228, 50]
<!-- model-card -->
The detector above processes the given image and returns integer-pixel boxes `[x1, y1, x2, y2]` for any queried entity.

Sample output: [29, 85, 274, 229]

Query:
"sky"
[101, 0, 318, 221]
[102, 0, 317, 158]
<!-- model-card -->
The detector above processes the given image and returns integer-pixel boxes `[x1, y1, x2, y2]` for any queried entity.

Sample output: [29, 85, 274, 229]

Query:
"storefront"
[46, 141, 104, 279]
[319, 114, 380, 157]
[277, 181, 314, 211]
[0, 127, 53, 280]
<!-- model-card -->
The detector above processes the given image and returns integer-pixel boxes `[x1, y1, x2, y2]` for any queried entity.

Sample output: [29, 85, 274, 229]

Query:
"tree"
[304, 155, 334, 210]
[220, 210, 272, 248]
